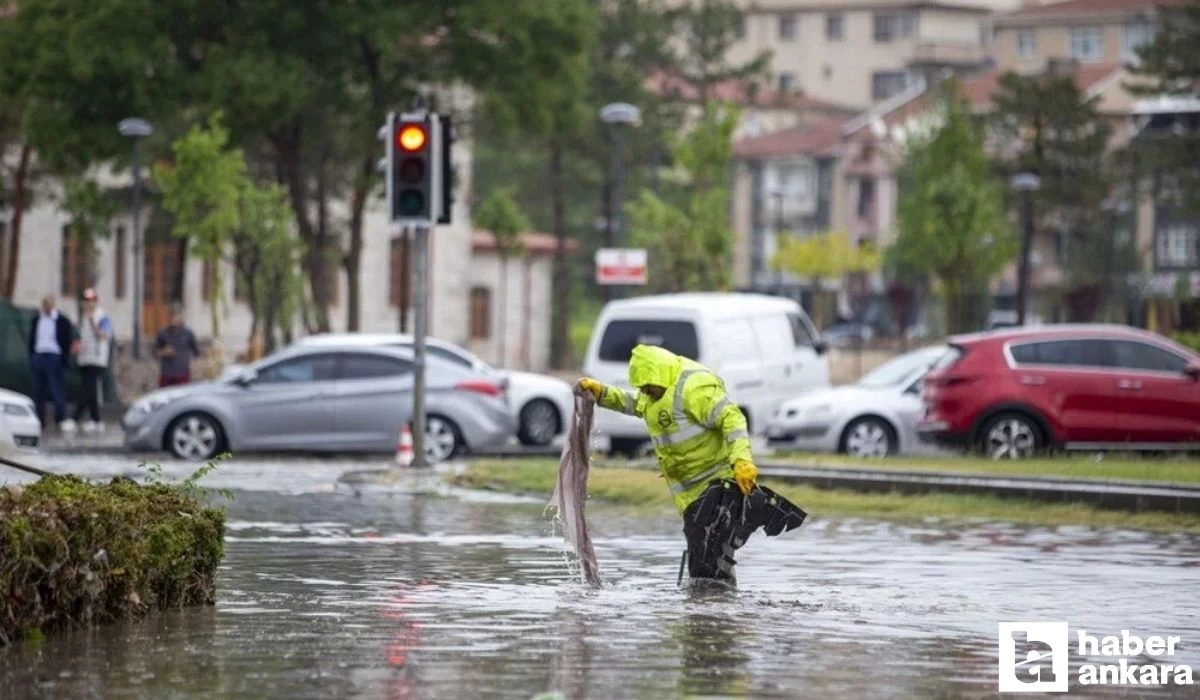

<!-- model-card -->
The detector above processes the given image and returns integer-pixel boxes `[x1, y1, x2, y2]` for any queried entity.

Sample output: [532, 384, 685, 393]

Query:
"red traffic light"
[396, 124, 427, 152]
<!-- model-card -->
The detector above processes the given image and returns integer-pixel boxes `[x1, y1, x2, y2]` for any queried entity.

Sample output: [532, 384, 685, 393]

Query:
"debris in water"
[545, 391, 602, 588]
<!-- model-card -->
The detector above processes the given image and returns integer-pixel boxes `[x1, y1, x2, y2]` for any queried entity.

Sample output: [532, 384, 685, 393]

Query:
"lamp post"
[1010, 173, 1041, 326]
[600, 102, 641, 298]
[119, 117, 153, 360]
[771, 190, 785, 290]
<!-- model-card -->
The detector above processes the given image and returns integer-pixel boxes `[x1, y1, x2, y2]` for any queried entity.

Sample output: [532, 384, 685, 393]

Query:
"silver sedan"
[123, 344, 516, 462]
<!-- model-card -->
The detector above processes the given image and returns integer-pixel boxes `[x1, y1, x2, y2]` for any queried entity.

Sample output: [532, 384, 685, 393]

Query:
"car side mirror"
[813, 341, 828, 356]
[234, 369, 258, 386]
[1185, 362, 1200, 380]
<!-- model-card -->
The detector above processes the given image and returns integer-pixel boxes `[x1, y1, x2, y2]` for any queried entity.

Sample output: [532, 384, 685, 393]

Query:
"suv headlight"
[131, 390, 188, 416]
[2, 402, 31, 417]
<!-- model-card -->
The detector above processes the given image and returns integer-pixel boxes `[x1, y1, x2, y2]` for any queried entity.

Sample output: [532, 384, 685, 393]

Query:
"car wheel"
[840, 417, 897, 458]
[517, 399, 560, 447]
[979, 412, 1042, 460]
[425, 415, 463, 464]
[166, 412, 224, 461]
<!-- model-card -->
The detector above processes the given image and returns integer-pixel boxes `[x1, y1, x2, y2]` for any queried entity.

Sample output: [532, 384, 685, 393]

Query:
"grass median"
[451, 459, 1200, 533]
[770, 451, 1200, 485]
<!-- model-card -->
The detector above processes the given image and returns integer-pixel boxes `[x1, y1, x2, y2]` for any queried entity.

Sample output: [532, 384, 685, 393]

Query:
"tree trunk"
[521, 256, 532, 370]
[344, 154, 374, 332]
[549, 140, 572, 369]
[277, 128, 331, 333]
[943, 278, 961, 335]
[3, 144, 31, 299]
[498, 255, 508, 368]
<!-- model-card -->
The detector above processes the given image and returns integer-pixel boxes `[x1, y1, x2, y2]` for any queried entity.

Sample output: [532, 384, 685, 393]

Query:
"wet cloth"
[682, 479, 808, 585]
[546, 390, 602, 587]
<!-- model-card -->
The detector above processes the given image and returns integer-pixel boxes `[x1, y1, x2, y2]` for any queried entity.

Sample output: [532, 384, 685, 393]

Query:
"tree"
[772, 231, 881, 329]
[894, 84, 1014, 334]
[232, 182, 304, 354]
[628, 102, 740, 293]
[473, 187, 529, 368]
[670, 0, 771, 102]
[990, 69, 1113, 321]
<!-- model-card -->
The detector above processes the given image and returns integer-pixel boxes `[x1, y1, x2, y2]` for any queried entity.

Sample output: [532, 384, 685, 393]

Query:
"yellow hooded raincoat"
[597, 344, 752, 513]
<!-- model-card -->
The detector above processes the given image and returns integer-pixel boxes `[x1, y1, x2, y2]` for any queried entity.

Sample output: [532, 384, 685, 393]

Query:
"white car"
[765, 344, 950, 457]
[0, 388, 41, 451]
[296, 333, 574, 447]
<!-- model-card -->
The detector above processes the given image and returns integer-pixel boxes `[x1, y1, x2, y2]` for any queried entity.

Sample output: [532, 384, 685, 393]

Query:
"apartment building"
[723, 0, 1026, 108]
[993, 0, 1189, 73]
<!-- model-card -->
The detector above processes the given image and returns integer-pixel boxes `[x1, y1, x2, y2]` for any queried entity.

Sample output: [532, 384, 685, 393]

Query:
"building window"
[872, 71, 910, 101]
[777, 72, 796, 94]
[113, 225, 126, 299]
[980, 19, 993, 47]
[1069, 27, 1102, 63]
[857, 179, 876, 220]
[1016, 29, 1036, 59]
[1156, 224, 1199, 269]
[60, 225, 93, 298]
[1123, 20, 1155, 62]
[389, 236, 412, 307]
[826, 13, 844, 41]
[734, 15, 746, 39]
[469, 287, 491, 340]
[874, 12, 915, 42]
[779, 14, 797, 41]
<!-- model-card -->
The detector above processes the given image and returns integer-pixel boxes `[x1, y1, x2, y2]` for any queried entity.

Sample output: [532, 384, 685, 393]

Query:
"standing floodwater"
[1, 457, 1198, 699]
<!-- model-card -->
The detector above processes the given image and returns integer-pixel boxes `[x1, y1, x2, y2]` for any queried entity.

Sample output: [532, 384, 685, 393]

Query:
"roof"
[645, 73, 857, 114]
[733, 118, 849, 160]
[471, 231, 577, 256]
[998, 0, 1188, 25]
[843, 63, 1125, 137]
[947, 323, 1169, 345]
[603, 292, 803, 320]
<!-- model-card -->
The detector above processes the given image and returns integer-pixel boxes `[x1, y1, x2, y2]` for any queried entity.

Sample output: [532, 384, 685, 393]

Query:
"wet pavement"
[2, 454, 1199, 699]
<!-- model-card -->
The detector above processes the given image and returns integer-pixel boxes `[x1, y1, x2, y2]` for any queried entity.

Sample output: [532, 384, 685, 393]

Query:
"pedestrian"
[155, 302, 200, 387]
[577, 344, 807, 588]
[27, 294, 78, 431]
[72, 287, 112, 433]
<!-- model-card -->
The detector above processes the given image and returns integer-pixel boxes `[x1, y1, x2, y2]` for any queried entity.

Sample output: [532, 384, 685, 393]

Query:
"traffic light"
[386, 112, 442, 225]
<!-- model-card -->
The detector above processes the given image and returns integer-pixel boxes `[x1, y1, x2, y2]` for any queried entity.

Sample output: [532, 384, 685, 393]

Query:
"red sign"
[595, 248, 647, 285]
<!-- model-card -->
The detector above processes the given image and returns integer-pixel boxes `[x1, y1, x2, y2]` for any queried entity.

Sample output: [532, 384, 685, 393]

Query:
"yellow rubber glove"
[577, 377, 604, 400]
[733, 459, 757, 495]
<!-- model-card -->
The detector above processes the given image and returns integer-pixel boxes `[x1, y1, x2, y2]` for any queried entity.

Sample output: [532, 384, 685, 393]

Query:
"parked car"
[766, 344, 951, 457]
[583, 292, 829, 456]
[0, 387, 40, 451]
[123, 344, 515, 462]
[820, 321, 874, 349]
[917, 324, 1200, 459]
[296, 333, 574, 447]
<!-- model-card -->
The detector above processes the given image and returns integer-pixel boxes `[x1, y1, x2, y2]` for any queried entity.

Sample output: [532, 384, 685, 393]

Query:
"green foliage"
[628, 103, 740, 292]
[1173, 331, 1200, 354]
[473, 187, 530, 259]
[894, 82, 1013, 334]
[670, 0, 771, 100]
[0, 473, 227, 646]
[773, 231, 881, 328]
[61, 179, 119, 243]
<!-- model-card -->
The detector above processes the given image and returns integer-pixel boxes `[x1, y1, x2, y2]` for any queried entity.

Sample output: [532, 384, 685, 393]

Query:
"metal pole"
[411, 224, 429, 468]
[774, 193, 784, 290]
[131, 139, 143, 360]
[1015, 189, 1035, 326]
[612, 127, 626, 300]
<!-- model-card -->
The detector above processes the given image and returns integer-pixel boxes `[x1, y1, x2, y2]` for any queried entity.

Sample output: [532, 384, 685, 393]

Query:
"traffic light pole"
[411, 223, 430, 468]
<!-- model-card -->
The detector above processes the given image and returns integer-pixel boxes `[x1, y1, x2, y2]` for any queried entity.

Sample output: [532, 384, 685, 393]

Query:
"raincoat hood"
[628, 344, 682, 389]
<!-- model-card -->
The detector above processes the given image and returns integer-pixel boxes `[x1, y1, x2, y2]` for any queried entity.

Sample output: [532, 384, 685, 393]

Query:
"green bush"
[1172, 331, 1200, 354]
[0, 474, 226, 645]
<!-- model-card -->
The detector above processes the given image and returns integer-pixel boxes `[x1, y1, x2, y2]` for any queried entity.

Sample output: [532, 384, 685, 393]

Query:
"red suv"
[917, 324, 1200, 458]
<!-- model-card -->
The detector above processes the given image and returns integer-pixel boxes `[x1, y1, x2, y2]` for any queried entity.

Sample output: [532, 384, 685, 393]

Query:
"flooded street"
[3, 456, 1199, 699]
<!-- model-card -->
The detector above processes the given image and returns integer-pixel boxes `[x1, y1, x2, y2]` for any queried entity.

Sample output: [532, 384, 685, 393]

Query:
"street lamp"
[600, 102, 641, 298]
[1010, 172, 1041, 326]
[119, 117, 153, 360]
[771, 190, 785, 290]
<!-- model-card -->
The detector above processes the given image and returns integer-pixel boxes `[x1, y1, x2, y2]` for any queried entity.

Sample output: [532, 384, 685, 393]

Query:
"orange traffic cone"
[395, 424, 414, 468]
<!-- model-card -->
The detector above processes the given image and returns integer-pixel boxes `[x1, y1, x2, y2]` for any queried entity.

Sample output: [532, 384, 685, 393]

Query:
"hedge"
[0, 475, 225, 645]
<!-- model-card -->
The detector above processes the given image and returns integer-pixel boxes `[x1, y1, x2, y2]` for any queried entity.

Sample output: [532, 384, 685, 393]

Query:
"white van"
[583, 293, 830, 455]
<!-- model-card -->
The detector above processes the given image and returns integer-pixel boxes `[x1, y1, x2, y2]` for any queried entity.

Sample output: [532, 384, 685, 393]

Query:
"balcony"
[908, 40, 988, 68]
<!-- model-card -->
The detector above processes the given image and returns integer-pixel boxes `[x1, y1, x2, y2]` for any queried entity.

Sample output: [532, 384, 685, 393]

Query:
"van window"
[787, 312, 816, 347]
[598, 320, 699, 362]
[752, 315, 795, 358]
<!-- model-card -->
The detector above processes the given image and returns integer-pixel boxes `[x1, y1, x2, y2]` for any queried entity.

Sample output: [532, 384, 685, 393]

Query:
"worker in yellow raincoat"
[579, 344, 806, 587]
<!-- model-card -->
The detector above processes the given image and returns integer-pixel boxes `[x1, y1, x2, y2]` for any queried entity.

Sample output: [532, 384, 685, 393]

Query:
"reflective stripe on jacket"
[597, 344, 752, 514]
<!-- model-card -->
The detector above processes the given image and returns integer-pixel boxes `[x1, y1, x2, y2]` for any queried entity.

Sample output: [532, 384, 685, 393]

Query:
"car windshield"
[856, 346, 949, 388]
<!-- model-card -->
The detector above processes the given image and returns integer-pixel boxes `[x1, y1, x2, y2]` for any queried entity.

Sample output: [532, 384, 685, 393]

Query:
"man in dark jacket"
[28, 294, 78, 430]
